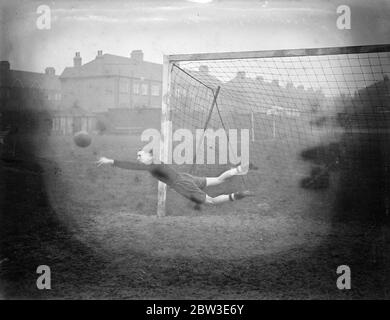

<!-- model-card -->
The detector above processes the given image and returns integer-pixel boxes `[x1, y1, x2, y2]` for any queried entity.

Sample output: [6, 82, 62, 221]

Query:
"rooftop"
[0, 63, 60, 91]
[60, 52, 162, 81]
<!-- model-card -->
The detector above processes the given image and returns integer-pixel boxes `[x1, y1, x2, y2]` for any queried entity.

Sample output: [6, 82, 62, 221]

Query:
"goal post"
[157, 56, 173, 217]
[157, 44, 390, 217]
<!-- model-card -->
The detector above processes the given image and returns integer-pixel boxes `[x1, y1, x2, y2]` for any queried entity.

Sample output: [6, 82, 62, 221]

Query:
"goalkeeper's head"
[137, 149, 154, 165]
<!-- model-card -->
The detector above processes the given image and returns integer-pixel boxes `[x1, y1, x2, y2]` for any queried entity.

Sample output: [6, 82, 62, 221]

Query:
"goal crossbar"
[166, 44, 390, 62]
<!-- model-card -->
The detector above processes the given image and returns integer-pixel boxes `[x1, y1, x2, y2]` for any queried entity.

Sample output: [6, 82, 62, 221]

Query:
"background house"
[0, 61, 61, 134]
[0, 61, 62, 112]
[60, 50, 162, 113]
[1, 50, 164, 136]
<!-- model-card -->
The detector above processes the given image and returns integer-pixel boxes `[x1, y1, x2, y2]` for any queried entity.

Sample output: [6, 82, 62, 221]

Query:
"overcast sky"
[0, 0, 389, 74]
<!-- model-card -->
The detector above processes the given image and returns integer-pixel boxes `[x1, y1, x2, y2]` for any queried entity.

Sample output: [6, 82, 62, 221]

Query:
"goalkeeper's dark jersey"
[113, 160, 180, 186]
[112, 160, 207, 204]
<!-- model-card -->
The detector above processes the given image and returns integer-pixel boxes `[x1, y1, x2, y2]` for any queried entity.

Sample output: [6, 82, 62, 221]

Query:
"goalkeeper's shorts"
[172, 173, 207, 204]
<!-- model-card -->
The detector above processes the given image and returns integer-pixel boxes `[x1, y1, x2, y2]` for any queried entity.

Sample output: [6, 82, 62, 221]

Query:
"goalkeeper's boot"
[233, 190, 256, 200]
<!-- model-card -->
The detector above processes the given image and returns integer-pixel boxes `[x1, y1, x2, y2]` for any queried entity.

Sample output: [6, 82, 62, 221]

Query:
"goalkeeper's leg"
[204, 190, 254, 205]
[205, 164, 249, 187]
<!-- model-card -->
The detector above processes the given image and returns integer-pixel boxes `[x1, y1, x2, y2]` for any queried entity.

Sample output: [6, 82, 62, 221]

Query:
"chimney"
[45, 67, 55, 76]
[236, 71, 246, 80]
[97, 50, 103, 58]
[199, 65, 209, 74]
[73, 52, 82, 67]
[131, 50, 144, 63]
[0, 61, 10, 72]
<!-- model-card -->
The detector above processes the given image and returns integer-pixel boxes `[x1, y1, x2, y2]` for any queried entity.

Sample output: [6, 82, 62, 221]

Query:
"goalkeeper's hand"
[96, 157, 114, 167]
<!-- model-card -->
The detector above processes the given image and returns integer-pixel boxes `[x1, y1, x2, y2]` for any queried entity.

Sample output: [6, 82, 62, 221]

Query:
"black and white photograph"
[0, 0, 390, 304]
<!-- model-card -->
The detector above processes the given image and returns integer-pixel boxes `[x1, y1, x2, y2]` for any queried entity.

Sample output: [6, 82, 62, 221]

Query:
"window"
[151, 85, 160, 96]
[119, 78, 129, 93]
[0, 88, 10, 99]
[32, 88, 41, 100]
[133, 83, 140, 95]
[105, 87, 113, 95]
[141, 83, 148, 96]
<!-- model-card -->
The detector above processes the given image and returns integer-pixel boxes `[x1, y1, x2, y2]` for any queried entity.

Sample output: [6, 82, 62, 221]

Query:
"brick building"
[0, 61, 61, 113]
[0, 61, 61, 134]
[60, 50, 163, 113]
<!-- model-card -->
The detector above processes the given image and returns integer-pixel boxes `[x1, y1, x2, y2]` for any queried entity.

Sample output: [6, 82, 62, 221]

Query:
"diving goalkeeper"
[96, 150, 255, 206]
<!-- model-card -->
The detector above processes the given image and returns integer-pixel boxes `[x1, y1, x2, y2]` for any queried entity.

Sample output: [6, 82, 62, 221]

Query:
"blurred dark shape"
[335, 76, 389, 223]
[300, 142, 342, 171]
[299, 75, 390, 225]
[193, 203, 202, 211]
[1, 157, 43, 175]
[0, 60, 100, 299]
[300, 166, 330, 190]
[310, 115, 328, 127]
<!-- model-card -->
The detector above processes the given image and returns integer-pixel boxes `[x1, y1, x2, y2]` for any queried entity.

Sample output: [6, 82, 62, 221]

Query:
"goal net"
[158, 45, 390, 217]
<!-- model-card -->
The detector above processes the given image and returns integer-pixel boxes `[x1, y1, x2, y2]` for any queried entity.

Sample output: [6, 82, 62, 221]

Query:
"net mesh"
[165, 48, 390, 215]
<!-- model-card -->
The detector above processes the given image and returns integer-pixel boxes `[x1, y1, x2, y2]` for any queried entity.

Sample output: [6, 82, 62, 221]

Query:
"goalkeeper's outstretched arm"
[96, 157, 148, 170]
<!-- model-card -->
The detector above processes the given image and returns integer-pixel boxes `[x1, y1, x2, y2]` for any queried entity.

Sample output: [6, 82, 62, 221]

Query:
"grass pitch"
[0, 133, 388, 299]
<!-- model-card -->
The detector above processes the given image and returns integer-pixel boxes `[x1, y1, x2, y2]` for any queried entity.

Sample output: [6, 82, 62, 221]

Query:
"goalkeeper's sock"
[229, 190, 255, 201]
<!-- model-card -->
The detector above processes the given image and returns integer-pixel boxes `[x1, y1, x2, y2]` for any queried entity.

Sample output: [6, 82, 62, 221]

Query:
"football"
[73, 131, 92, 148]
